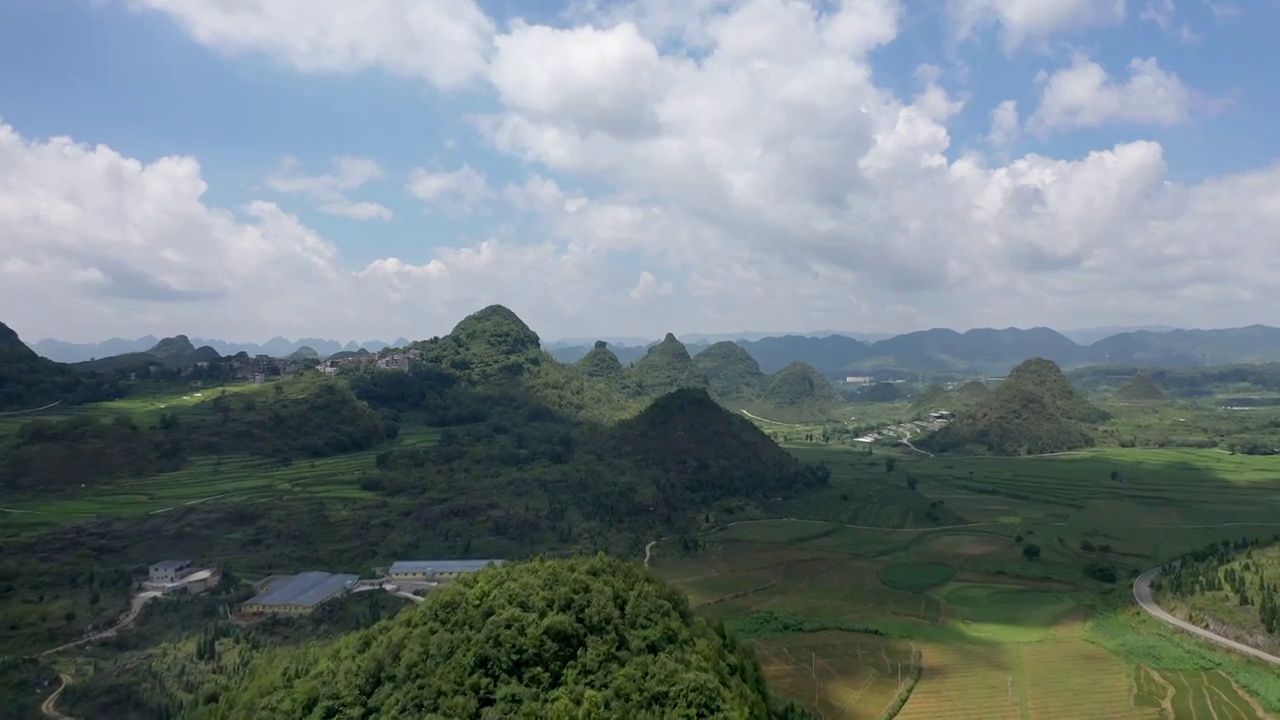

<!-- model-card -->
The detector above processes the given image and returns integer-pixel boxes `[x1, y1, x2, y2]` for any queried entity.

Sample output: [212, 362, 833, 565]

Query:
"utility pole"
[1007, 677, 1012, 704]
[897, 662, 902, 688]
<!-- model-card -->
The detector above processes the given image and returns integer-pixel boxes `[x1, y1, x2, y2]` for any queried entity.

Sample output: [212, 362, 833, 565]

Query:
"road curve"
[40, 673, 75, 719]
[40, 591, 158, 658]
[1133, 567, 1280, 667]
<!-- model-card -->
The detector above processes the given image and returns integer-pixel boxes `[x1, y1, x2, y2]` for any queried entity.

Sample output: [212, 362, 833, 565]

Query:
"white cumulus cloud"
[127, 0, 495, 88]
[4, 1, 1280, 342]
[1029, 55, 1191, 133]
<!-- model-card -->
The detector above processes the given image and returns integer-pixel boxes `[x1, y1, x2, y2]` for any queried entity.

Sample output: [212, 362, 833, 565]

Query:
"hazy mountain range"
[552, 325, 1280, 376]
[27, 323, 1276, 376]
[31, 336, 411, 363]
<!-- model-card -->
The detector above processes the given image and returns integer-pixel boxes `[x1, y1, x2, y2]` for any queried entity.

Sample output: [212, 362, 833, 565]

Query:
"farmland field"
[654, 438, 1280, 720]
[752, 631, 917, 720]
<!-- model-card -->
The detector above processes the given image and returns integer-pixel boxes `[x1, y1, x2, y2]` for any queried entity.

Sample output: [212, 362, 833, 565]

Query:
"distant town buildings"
[844, 376, 874, 385]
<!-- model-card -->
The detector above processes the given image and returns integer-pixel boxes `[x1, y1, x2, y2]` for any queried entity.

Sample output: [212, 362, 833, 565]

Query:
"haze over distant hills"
[30, 336, 412, 363]
[552, 325, 1280, 377]
[27, 323, 1280, 376]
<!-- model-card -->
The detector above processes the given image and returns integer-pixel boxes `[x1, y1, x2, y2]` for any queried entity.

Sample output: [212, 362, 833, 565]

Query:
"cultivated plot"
[753, 631, 916, 720]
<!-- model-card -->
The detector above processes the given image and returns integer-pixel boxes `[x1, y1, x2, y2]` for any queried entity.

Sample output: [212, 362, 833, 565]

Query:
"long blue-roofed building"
[388, 559, 503, 582]
[241, 571, 358, 614]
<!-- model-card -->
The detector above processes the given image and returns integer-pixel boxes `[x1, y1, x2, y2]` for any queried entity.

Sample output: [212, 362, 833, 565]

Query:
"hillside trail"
[0, 400, 62, 416]
[644, 540, 657, 568]
[737, 410, 807, 427]
[718, 517, 1005, 533]
[40, 590, 159, 657]
[1133, 568, 1280, 668]
[40, 673, 74, 719]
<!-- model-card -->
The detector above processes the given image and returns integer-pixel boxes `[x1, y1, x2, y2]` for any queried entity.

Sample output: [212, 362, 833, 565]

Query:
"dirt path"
[737, 409, 807, 427]
[719, 517, 1006, 533]
[40, 591, 159, 657]
[0, 400, 62, 416]
[1133, 568, 1280, 667]
[40, 673, 74, 719]
[644, 540, 657, 568]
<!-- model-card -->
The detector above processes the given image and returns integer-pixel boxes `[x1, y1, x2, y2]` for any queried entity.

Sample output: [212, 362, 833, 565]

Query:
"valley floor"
[653, 445, 1280, 720]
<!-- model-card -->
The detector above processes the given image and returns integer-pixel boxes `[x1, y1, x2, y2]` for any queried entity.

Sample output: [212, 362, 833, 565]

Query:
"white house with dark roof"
[149, 560, 194, 584]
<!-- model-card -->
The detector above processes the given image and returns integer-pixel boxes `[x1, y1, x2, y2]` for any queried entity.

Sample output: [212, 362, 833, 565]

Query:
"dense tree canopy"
[922, 358, 1108, 455]
[194, 557, 782, 720]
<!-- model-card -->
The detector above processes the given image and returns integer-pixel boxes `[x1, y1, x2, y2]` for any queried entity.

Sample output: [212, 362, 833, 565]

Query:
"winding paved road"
[1133, 567, 1280, 667]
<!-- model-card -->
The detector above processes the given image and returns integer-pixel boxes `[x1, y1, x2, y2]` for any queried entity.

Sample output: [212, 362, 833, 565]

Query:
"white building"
[149, 560, 195, 584]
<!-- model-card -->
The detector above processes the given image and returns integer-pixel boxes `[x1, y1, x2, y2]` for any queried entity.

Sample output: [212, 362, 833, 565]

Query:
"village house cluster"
[317, 349, 420, 376]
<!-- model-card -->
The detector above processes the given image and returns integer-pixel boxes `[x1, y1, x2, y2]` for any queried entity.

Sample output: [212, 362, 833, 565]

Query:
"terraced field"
[0, 425, 442, 533]
[753, 631, 916, 720]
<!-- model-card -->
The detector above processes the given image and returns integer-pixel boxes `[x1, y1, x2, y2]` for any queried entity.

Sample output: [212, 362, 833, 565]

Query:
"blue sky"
[1, 0, 1278, 343]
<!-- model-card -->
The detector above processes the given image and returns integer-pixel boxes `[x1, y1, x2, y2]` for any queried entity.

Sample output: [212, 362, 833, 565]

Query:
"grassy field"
[653, 435, 1280, 720]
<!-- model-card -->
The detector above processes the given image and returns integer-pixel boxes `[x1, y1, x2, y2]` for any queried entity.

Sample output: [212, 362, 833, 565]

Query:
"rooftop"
[389, 560, 503, 575]
[150, 560, 192, 571]
[246, 571, 358, 607]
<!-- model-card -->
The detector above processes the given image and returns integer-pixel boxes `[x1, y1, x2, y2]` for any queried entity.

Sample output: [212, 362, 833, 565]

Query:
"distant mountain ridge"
[30, 324, 1280, 375]
[552, 325, 1280, 377]
[30, 336, 411, 363]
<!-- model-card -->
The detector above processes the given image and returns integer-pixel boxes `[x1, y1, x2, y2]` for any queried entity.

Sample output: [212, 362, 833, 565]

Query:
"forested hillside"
[922, 358, 1109, 455]
[750, 362, 841, 422]
[629, 333, 710, 396]
[189, 557, 806, 720]
[0, 320, 127, 411]
[694, 341, 767, 404]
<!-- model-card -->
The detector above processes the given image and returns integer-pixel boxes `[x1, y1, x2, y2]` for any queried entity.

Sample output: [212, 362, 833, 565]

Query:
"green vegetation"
[1, 306, 833, 661]
[629, 333, 710, 397]
[1155, 538, 1280, 649]
[1087, 610, 1280, 716]
[695, 341, 767, 404]
[2, 375, 395, 491]
[0, 320, 127, 411]
[750, 362, 840, 422]
[189, 557, 797, 720]
[12, 307, 1280, 720]
[147, 335, 197, 361]
[877, 562, 956, 592]
[576, 340, 629, 388]
[1114, 372, 1167, 401]
[923, 358, 1110, 455]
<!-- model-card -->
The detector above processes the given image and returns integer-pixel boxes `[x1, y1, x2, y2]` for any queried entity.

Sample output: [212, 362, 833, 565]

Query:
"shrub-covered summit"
[194, 556, 781, 720]
[1114, 372, 1166, 401]
[147, 334, 196, 360]
[694, 341, 767, 403]
[629, 333, 709, 396]
[577, 340, 628, 387]
[922, 358, 1109, 456]
[751, 362, 840, 422]
[613, 388, 829, 503]
[414, 305, 547, 383]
